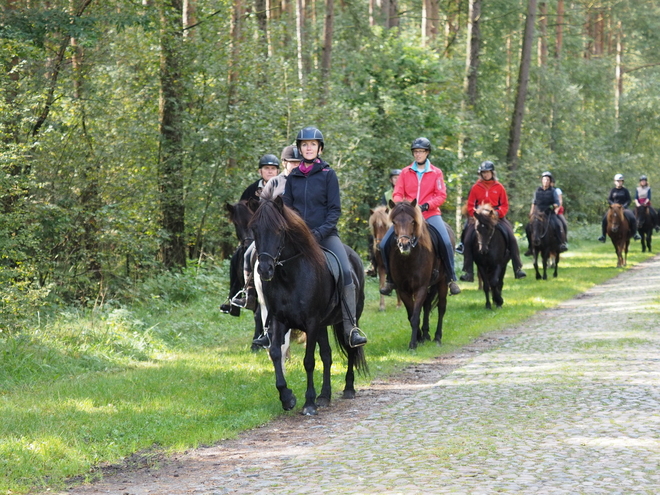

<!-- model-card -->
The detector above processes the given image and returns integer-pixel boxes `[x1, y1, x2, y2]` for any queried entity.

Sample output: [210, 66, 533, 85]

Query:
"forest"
[1, 0, 659, 322]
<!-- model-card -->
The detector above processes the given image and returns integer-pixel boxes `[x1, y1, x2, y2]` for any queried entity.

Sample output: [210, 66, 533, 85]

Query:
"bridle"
[397, 233, 418, 249]
[257, 230, 301, 268]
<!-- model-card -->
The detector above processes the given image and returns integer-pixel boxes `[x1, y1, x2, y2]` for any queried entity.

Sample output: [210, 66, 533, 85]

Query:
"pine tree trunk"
[555, 0, 563, 58]
[158, 0, 187, 269]
[320, 0, 334, 103]
[506, 0, 537, 172]
[464, 0, 481, 108]
[537, 2, 547, 66]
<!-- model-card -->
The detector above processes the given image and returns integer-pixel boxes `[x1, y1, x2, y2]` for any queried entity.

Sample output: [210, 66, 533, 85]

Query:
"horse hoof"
[282, 395, 297, 411]
[316, 396, 331, 408]
[408, 343, 418, 350]
[301, 405, 318, 416]
[250, 344, 262, 353]
[342, 390, 356, 400]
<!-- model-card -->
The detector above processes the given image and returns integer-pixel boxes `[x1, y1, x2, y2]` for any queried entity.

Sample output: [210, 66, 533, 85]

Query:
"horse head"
[530, 208, 552, 248]
[474, 203, 498, 254]
[389, 199, 424, 255]
[250, 196, 325, 282]
[608, 204, 625, 233]
[226, 198, 259, 248]
[369, 205, 391, 247]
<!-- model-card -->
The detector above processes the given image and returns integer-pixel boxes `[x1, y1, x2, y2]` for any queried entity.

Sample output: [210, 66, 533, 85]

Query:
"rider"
[379, 137, 461, 296]
[635, 174, 659, 230]
[455, 160, 527, 282]
[282, 126, 367, 348]
[597, 174, 641, 242]
[221, 153, 281, 315]
[524, 171, 568, 255]
[379, 169, 402, 206]
[231, 146, 302, 312]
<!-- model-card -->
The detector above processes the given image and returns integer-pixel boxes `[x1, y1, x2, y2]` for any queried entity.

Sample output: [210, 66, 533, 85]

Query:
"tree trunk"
[158, 0, 187, 269]
[464, 0, 481, 108]
[320, 0, 334, 103]
[295, 0, 305, 88]
[555, 0, 563, 58]
[506, 0, 537, 172]
[255, 0, 269, 56]
[537, 2, 547, 66]
[388, 0, 399, 29]
[614, 21, 622, 126]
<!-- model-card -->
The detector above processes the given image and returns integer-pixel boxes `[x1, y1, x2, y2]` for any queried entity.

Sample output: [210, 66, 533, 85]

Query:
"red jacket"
[467, 179, 509, 218]
[393, 162, 447, 219]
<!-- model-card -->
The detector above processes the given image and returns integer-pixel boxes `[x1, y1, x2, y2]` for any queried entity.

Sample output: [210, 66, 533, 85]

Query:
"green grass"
[0, 230, 655, 493]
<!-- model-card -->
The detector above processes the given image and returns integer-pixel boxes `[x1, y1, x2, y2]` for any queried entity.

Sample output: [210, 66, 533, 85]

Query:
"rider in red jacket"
[456, 161, 526, 282]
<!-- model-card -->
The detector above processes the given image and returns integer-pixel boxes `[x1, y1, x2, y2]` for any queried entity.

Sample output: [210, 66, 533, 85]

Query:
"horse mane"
[250, 199, 327, 271]
[389, 201, 432, 251]
[474, 203, 499, 227]
[369, 205, 390, 234]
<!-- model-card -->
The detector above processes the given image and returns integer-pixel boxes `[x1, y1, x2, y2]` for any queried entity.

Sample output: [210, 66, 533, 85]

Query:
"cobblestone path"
[66, 256, 660, 494]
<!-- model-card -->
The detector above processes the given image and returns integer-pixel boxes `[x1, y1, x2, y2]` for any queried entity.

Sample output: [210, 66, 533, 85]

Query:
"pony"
[472, 204, 511, 309]
[528, 208, 561, 280]
[607, 204, 632, 267]
[368, 205, 401, 311]
[387, 199, 449, 350]
[250, 196, 367, 416]
[635, 204, 655, 253]
[224, 198, 264, 350]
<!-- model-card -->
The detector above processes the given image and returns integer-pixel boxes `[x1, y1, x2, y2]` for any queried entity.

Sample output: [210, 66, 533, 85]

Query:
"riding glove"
[419, 203, 429, 212]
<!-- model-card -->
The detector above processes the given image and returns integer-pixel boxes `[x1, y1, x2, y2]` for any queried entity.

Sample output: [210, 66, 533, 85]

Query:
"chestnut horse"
[386, 200, 449, 349]
[607, 204, 632, 267]
[472, 204, 511, 309]
[368, 205, 401, 311]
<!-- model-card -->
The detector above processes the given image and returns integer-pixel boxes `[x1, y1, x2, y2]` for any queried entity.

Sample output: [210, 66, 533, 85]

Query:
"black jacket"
[533, 186, 557, 212]
[240, 179, 264, 201]
[608, 187, 631, 208]
[282, 160, 341, 241]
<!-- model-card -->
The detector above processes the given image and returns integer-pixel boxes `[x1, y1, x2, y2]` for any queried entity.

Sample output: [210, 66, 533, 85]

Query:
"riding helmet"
[296, 127, 324, 151]
[478, 161, 495, 173]
[541, 171, 554, 181]
[281, 145, 302, 162]
[614, 173, 624, 181]
[410, 137, 432, 153]
[258, 154, 280, 168]
[389, 169, 402, 177]
[640, 175, 648, 181]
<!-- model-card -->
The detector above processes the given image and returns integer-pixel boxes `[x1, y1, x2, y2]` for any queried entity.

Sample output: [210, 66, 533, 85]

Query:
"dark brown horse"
[250, 197, 367, 415]
[607, 204, 632, 267]
[368, 205, 401, 312]
[635, 204, 655, 253]
[387, 200, 449, 349]
[528, 208, 561, 280]
[472, 204, 511, 309]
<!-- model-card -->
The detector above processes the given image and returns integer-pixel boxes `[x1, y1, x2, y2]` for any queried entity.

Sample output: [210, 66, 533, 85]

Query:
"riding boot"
[380, 274, 395, 296]
[252, 326, 271, 348]
[502, 222, 526, 279]
[459, 231, 474, 282]
[342, 283, 367, 348]
[598, 215, 607, 242]
[231, 272, 257, 311]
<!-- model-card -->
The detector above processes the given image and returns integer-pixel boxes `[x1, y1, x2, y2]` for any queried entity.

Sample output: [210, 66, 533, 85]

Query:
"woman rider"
[379, 137, 461, 296]
[282, 127, 367, 348]
[598, 174, 641, 242]
[634, 175, 659, 229]
[456, 160, 527, 282]
[524, 171, 568, 255]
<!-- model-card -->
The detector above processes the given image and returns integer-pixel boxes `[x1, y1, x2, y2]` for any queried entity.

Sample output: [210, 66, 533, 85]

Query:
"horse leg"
[421, 293, 432, 342]
[251, 305, 264, 352]
[534, 251, 542, 280]
[434, 283, 448, 344]
[553, 253, 559, 278]
[301, 325, 319, 416]
[268, 319, 296, 411]
[339, 322, 358, 399]
[408, 288, 427, 349]
[491, 266, 504, 308]
[378, 265, 386, 312]
[479, 267, 492, 309]
[315, 325, 333, 408]
[542, 253, 548, 280]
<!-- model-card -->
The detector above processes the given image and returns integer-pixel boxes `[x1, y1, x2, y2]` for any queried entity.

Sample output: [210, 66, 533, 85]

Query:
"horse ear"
[274, 195, 284, 211]
[388, 199, 396, 210]
[369, 208, 374, 216]
[247, 197, 260, 212]
[225, 202, 234, 214]
[411, 199, 417, 208]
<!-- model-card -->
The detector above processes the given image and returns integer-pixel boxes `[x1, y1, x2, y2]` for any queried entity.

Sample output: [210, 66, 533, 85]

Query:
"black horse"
[635, 204, 656, 253]
[472, 204, 511, 309]
[528, 209, 561, 280]
[250, 197, 367, 416]
[224, 198, 264, 350]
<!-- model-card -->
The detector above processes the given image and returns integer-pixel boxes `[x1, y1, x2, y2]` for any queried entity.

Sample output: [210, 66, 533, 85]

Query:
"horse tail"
[332, 326, 369, 376]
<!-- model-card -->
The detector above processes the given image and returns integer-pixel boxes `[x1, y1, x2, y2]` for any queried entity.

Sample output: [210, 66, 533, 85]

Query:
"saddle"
[322, 247, 344, 297]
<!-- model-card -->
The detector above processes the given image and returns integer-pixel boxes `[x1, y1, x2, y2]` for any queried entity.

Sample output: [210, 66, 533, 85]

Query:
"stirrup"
[252, 331, 271, 348]
[348, 327, 368, 348]
[230, 289, 248, 307]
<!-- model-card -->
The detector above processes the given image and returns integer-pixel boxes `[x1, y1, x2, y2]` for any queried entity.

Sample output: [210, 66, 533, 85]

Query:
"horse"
[250, 196, 367, 415]
[635, 204, 655, 253]
[386, 199, 449, 350]
[224, 198, 264, 350]
[607, 204, 632, 267]
[528, 208, 561, 280]
[472, 204, 511, 309]
[368, 205, 401, 311]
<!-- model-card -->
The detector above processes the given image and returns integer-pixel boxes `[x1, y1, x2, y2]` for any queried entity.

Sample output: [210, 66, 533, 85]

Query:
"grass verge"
[0, 231, 655, 493]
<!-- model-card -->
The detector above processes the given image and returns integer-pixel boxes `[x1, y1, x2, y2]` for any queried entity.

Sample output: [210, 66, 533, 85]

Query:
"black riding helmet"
[478, 161, 495, 173]
[410, 137, 432, 154]
[296, 127, 324, 152]
[258, 154, 280, 168]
